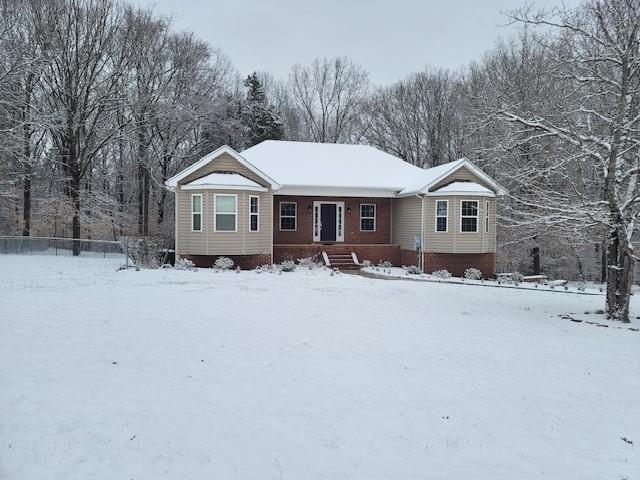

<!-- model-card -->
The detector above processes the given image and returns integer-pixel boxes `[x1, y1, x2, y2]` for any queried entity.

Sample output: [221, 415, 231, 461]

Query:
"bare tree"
[365, 68, 464, 167]
[288, 57, 369, 143]
[499, 1, 640, 321]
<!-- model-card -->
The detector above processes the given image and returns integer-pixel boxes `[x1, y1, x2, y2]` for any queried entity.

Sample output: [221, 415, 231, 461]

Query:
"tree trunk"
[531, 245, 540, 275]
[22, 169, 31, 236]
[70, 169, 81, 256]
[606, 227, 633, 322]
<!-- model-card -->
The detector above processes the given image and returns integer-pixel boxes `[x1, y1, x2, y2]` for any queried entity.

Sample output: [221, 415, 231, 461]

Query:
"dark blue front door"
[320, 204, 337, 242]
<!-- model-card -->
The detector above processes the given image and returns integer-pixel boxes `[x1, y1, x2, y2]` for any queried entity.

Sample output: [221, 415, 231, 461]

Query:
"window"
[360, 204, 376, 231]
[191, 194, 202, 232]
[214, 194, 237, 232]
[280, 202, 296, 230]
[249, 196, 259, 232]
[435, 200, 448, 232]
[460, 200, 478, 232]
[485, 201, 490, 233]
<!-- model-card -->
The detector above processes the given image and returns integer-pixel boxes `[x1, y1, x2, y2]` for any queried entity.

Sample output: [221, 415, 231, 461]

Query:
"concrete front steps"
[323, 251, 360, 270]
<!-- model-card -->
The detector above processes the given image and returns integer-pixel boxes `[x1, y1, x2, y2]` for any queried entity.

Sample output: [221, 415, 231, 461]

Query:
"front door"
[320, 203, 337, 242]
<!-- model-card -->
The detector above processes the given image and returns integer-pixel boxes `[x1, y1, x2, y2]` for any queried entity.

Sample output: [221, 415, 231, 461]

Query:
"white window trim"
[460, 200, 479, 233]
[435, 199, 448, 233]
[191, 193, 203, 232]
[485, 200, 490, 233]
[359, 203, 376, 232]
[214, 193, 238, 232]
[249, 195, 259, 232]
[279, 201, 297, 231]
[312, 201, 345, 242]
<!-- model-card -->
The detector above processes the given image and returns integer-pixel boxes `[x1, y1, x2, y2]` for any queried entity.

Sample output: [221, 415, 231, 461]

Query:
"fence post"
[125, 237, 129, 268]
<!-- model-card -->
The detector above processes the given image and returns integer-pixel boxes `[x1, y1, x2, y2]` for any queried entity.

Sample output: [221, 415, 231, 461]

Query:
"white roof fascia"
[181, 184, 268, 192]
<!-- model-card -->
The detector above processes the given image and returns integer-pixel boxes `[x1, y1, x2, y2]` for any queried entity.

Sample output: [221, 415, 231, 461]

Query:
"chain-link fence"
[0, 236, 130, 266]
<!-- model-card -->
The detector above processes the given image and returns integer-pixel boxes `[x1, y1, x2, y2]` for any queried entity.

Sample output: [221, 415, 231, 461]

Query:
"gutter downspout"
[416, 193, 425, 272]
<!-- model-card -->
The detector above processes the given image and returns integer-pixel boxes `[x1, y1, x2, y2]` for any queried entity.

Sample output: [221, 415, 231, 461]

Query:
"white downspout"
[416, 194, 425, 272]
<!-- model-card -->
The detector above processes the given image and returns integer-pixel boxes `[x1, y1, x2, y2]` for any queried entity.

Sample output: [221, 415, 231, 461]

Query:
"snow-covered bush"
[361, 259, 372, 268]
[404, 265, 422, 275]
[509, 272, 524, 284]
[213, 256, 234, 270]
[464, 268, 482, 280]
[378, 260, 393, 268]
[254, 264, 274, 274]
[279, 260, 296, 272]
[175, 257, 196, 271]
[298, 255, 323, 270]
[121, 237, 168, 269]
[432, 269, 451, 279]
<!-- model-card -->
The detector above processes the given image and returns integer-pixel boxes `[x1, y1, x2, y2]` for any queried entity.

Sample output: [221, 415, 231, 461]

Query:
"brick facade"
[273, 196, 391, 244]
[400, 249, 420, 267]
[184, 254, 272, 269]
[274, 244, 400, 265]
[424, 252, 496, 278]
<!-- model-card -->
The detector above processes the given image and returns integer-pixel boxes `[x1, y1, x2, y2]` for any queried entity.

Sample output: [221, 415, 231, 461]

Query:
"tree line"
[1, 0, 639, 321]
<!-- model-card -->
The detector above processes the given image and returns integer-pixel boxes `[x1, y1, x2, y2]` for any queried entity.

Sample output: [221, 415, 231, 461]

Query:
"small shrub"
[279, 260, 296, 272]
[298, 255, 323, 270]
[361, 259, 372, 268]
[213, 256, 234, 270]
[378, 260, 393, 268]
[432, 269, 451, 279]
[175, 257, 196, 271]
[464, 268, 482, 280]
[121, 236, 168, 269]
[510, 272, 524, 284]
[235, 266, 241, 273]
[255, 264, 274, 274]
[577, 283, 586, 292]
[404, 265, 422, 275]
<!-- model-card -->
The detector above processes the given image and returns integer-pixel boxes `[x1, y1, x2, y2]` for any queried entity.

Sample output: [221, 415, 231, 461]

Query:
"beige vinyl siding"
[179, 152, 269, 187]
[177, 189, 272, 256]
[424, 196, 496, 253]
[391, 196, 422, 250]
[430, 166, 495, 191]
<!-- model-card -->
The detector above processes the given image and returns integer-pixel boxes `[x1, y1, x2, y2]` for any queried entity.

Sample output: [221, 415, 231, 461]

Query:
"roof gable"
[164, 145, 280, 190]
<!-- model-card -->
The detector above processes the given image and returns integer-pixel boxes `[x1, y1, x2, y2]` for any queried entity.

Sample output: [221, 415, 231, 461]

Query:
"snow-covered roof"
[166, 141, 506, 197]
[182, 172, 267, 192]
[430, 181, 495, 197]
[241, 140, 429, 192]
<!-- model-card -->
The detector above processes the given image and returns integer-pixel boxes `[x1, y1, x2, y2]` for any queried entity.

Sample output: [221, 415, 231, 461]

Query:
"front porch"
[273, 243, 401, 267]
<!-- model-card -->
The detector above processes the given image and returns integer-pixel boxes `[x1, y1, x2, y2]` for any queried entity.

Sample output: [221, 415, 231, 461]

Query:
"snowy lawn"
[1, 254, 639, 480]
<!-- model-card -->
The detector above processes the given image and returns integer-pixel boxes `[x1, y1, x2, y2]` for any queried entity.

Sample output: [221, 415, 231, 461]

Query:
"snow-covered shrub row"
[361, 259, 372, 267]
[213, 256, 234, 270]
[404, 265, 422, 275]
[175, 258, 196, 271]
[464, 268, 482, 280]
[378, 260, 393, 268]
[279, 260, 296, 272]
[432, 269, 451, 279]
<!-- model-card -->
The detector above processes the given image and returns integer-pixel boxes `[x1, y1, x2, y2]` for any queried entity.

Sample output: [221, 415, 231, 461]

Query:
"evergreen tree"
[241, 72, 284, 146]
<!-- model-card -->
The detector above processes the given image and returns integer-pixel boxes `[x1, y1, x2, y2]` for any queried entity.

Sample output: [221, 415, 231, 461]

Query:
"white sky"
[131, 0, 580, 85]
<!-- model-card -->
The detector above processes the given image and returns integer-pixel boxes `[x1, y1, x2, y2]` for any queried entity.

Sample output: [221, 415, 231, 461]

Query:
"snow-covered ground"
[1, 254, 639, 479]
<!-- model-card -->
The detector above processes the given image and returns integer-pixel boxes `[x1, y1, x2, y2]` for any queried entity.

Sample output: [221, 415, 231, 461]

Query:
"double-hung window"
[191, 194, 202, 232]
[214, 194, 237, 232]
[249, 196, 259, 232]
[435, 200, 448, 232]
[360, 204, 376, 231]
[280, 202, 296, 231]
[460, 200, 479, 232]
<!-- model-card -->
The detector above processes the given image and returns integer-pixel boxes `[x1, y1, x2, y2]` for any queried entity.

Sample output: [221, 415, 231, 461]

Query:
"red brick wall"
[274, 244, 400, 265]
[401, 249, 420, 267]
[273, 196, 391, 244]
[424, 252, 495, 278]
[184, 254, 272, 269]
